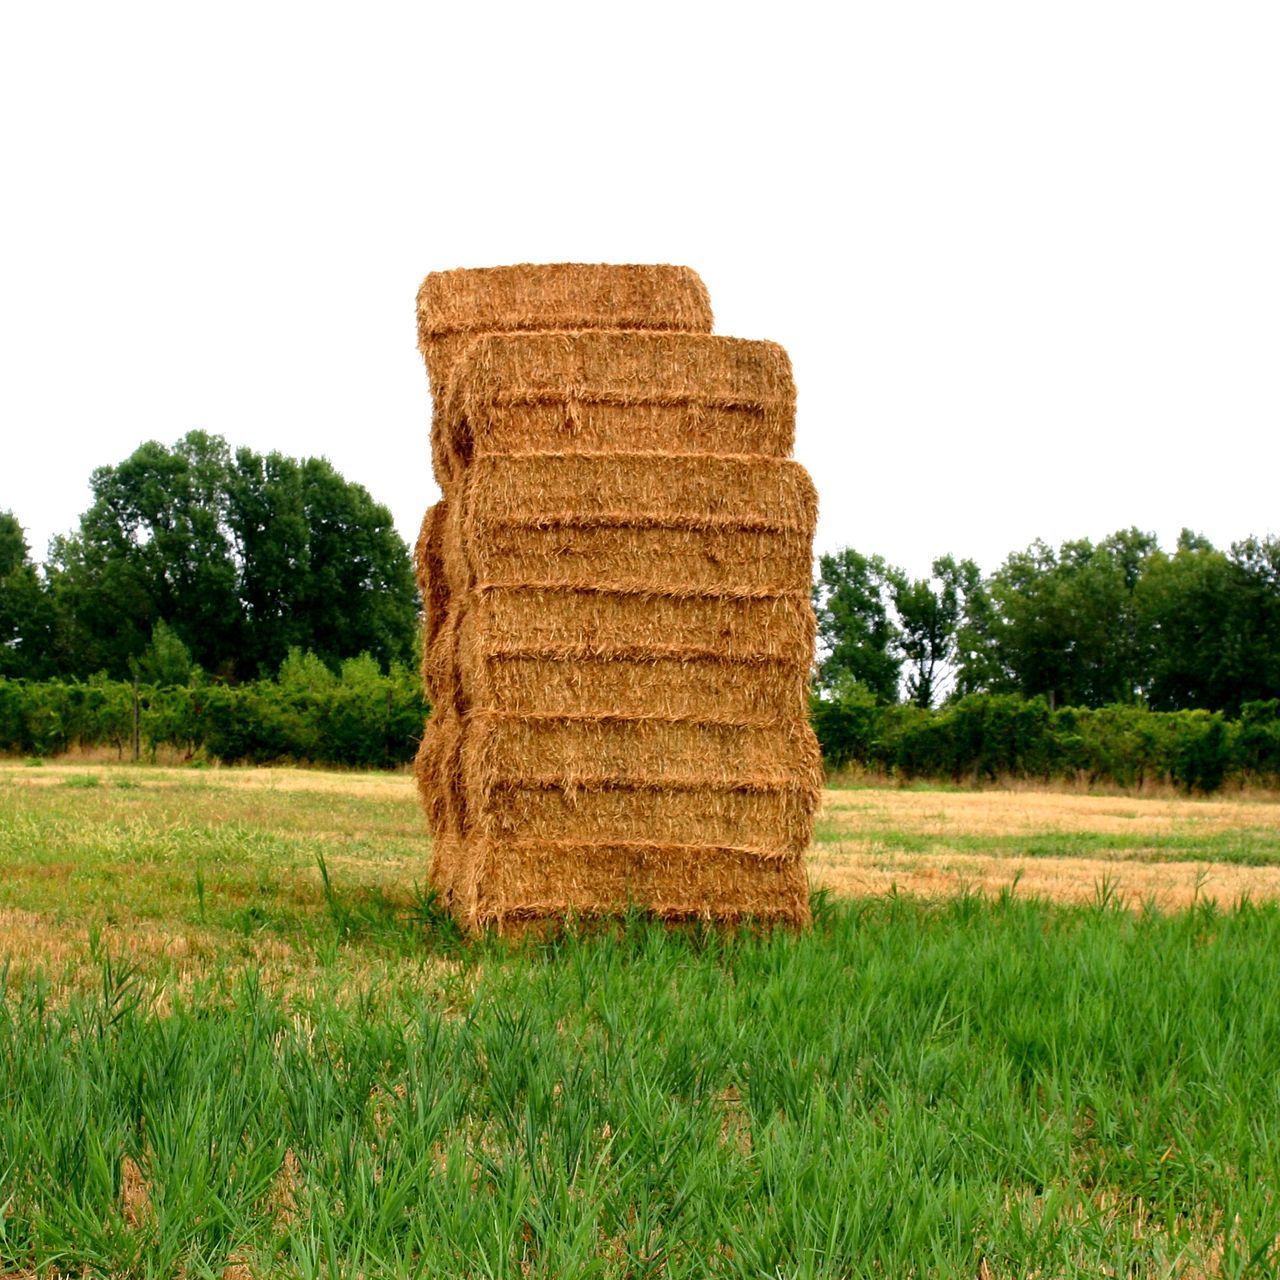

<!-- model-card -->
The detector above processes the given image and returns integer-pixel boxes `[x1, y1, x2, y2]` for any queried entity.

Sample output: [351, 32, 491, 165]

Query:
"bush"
[3, 669, 1278, 793]
[1236, 700, 1280, 778]
[0, 652, 430, 770]
[811, 689, 1280, 793]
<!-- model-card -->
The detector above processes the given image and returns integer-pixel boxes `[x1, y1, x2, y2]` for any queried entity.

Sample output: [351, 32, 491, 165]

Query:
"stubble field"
[2, 761, 1279, 1277]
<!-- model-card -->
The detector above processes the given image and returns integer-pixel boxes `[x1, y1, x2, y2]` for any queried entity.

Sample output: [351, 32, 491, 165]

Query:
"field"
[2, 762, 1280, 1277]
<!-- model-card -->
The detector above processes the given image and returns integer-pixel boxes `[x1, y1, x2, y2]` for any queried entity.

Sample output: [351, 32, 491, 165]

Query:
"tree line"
[813, 529, 1280, 715]
[1, 431, 418, 683]
[4, 433, 1279, 786]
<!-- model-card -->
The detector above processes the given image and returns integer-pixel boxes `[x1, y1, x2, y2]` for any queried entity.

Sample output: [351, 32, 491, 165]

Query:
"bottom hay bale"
[416, 707, 821, 931]
[438, 836, 811, 930]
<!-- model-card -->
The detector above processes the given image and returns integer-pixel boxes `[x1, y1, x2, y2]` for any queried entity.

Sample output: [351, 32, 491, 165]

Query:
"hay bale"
[462, 840, 810, 926]
[457, 453, 816, 594]
[471, 654, 809, 721]
[459, 712, 822, 792]
[475, 785, 816, 852]
[414, 502, 451, 697]
[424, 584, 815, 725]
[464, 587, 816, 660]
[418, 264, 713, 397]
[412, 263, 821, 932]
[463, 452, 815, 530]
[433, 332, 796, 488]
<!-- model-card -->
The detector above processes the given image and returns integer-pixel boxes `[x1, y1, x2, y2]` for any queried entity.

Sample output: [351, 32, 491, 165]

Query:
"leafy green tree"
[1138, 532, 1280, 714]
[46, 433, 240, 677]
[228, 449, 417, 675]
[137, 620, 194, 686]
[0, 513, 55, 679]
[1229, 535, 1280, 705]
[812, 549, 901, 702]
[958, 529, 1157, 708]
[887, 555, 980, 708]
[46, 433, 418, 680]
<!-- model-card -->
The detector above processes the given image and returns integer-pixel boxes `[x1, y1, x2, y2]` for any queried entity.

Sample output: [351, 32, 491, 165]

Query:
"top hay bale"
[418, 263, 714, 398]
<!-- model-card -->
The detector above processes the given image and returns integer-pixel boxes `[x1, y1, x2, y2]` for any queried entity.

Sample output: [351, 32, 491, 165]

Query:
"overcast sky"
[2, 1, 1276, 581]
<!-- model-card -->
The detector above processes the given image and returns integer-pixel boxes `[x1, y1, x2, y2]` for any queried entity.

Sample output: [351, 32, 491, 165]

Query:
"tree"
[1230, 535, 1280, 705]
[0, 512, 56, 679]
[1137, 532, 1280, 714]
[228, 449, 418, 675]
[887, 555, 980, 708]
[957, 529, 1158, 708]
[812, 549, 901, 702]
[46, 433, 240, 677]
[137, 619, 195, 686]
[46, 432, 418, 680]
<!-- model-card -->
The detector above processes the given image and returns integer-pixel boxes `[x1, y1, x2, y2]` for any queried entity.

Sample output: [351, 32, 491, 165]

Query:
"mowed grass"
[0, 764, 436, 989]
[3, 764, 1280, 1276]
[813, 788, 1280, 911]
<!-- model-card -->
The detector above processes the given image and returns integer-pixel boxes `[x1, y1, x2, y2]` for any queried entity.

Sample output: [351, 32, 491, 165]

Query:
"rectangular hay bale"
[453, 453, 816, 593]
[460, 712, 823, 792]
[466, 587, 817, 660]
[469, 654, 809, 722]
[458, 839, 811, 928]
[435, 332, 795, 486]
[467, 524, 812, 595]
[423, 587, 816, 717]
[414, 503, 451, 694]
[474, 783, 815, 853]
[418, 263, 714, 398]
[464, 452, 816, 530]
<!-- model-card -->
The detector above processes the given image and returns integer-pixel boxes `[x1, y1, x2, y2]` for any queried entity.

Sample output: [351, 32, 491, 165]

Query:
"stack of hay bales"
[414, 263, 821, 931]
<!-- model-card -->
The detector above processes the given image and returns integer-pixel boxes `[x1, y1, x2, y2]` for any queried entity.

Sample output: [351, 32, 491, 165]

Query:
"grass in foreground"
[3, 894, 1280, 1278]
[3, 763, 1280, 1276]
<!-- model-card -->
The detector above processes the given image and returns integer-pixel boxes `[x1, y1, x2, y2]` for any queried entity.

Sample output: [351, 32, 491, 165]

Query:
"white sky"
[2, 1, 1277, 581]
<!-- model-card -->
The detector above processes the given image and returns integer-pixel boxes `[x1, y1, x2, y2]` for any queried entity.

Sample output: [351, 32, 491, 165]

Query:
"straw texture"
[412, 263, 820, 931]
[418, 264, 713, 396]
[433, 332, 796, 485]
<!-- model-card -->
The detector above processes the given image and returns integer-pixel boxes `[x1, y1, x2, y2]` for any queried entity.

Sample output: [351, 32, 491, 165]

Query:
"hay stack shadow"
[413, 263, 821, 932]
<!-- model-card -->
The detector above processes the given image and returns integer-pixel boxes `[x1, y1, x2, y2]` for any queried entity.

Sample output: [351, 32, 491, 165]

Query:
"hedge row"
[0, 652, 428, 770]
[4, 667, 1279, 792]
[812, 692, 1280, 792]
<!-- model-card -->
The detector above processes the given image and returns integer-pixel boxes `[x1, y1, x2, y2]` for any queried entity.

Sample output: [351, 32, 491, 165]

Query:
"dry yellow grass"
[808, 850, 1280, 911]
[821, 787, 1280, 838]
[0, 760, 412, 799]
[812, 785, 1280, 909]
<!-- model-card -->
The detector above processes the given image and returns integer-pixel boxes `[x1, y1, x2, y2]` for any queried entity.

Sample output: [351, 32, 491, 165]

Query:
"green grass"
[3, 896, 1280, 1277]
[812, 820, 1280, 866]
[4, 766, 1280, 1275]
[0, 771, 425, 945]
